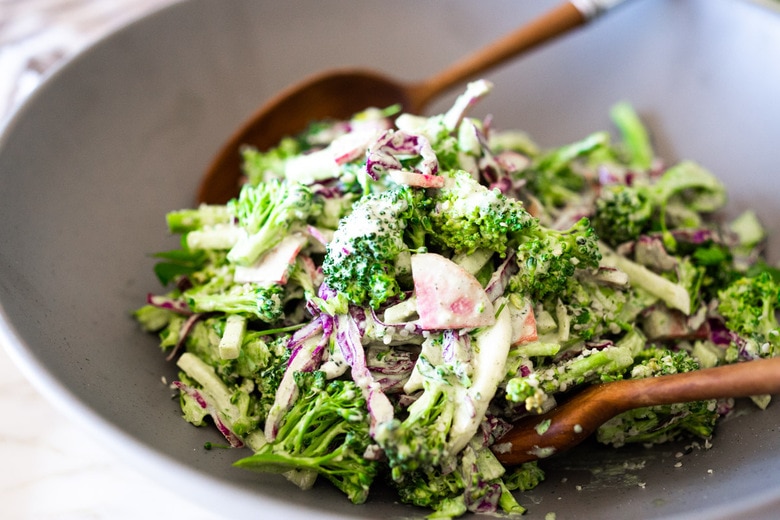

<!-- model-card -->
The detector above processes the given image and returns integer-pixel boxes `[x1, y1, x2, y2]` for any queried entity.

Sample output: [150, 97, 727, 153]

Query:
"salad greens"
[135, 80, 779, 518]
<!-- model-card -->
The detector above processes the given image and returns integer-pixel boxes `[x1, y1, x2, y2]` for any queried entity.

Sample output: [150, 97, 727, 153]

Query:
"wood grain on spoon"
[198, 0, 627, 204]
[494, 356, 780, 466]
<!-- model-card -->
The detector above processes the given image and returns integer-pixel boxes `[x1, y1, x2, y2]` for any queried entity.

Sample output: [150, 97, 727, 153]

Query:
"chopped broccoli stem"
[600, 243, 691, 314]
[166, 204, 233, 233]
[218, 314, 247, 360]
[186, 282, 285, 323]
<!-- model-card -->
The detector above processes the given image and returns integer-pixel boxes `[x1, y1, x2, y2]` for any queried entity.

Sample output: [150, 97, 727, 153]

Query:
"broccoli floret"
[253, 338, 292, 421]
[213, 330, 291, 424]
[717, 271, 780, 358]
[392, 449, 519, 517]
[393, 464, 464, 511]
[151, 243, 289, 325]
[593, 161, 726, 250]
[227, 179, 316, 266]
[428, 170, 536, 256]
[376, 354, 460, 478]
[223, 330, 286, 375]
[545, 269, 635, 342]
[234, 371, 378, 504]
[686, 242, 740, 302]
[502, 461, 546, 492]
[392, 443, 527, 517]
[510, 217, 602, 302]
[322, 185, 430, 308]
[186, 280, 285, 323]
[592, 184, 653, 247]
[597, 348, 719, 447]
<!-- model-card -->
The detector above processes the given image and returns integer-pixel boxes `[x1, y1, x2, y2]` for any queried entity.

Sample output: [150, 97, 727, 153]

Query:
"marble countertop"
[0, 2, 219, 518]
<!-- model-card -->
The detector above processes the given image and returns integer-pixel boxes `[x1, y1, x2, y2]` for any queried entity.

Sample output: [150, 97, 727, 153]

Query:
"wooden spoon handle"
[406, 0, 626, 112]
[616, 355, 780, 408]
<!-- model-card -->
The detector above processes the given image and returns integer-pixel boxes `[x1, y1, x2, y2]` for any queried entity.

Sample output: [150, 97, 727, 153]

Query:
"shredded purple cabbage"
[172, 381, 244, 448]
[461, 447, 502, 513]
[166, 312, 213, 361]
[335, 313, 395, 434]
[366, 347, 415, 393]
[147, 293, 192, 315]
[286, 316, 328, 372]
[366, 130, 438, 180]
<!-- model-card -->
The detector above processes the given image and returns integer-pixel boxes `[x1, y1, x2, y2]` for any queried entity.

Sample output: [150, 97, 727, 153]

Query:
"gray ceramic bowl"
[2, 0, 780, 518]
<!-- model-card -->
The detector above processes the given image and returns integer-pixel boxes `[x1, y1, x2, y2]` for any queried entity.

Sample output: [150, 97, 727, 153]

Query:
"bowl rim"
[2, 1, 780, 518]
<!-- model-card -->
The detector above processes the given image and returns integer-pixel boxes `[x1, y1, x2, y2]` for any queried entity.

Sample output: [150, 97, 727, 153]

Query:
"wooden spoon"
[494, 356, 780, 466]
[198, 0, 628, 204]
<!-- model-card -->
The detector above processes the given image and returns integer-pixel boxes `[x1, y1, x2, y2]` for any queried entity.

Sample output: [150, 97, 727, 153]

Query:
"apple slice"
[233, 232, 306, 285]
[411, 252, 495, 329]
[387, 169, 445, 188]
[509, 296, 538, 346]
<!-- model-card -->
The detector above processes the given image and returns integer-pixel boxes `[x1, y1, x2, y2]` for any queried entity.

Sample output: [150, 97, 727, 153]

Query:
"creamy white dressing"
[328, 196, 408, 260]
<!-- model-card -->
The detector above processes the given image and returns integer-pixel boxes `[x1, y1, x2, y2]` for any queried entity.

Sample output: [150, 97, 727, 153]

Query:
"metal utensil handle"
[571, 0, 629, 20]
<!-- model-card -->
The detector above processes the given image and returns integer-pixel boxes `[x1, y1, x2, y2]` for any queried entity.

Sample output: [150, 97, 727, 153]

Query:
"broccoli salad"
[135, 80, 779, 518]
